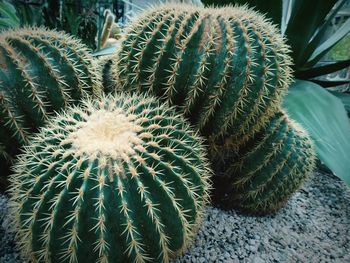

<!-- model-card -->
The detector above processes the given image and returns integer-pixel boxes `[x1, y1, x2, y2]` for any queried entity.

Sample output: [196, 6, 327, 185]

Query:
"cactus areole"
[8, 93, 211, 263]
[113, 4, 292, 144]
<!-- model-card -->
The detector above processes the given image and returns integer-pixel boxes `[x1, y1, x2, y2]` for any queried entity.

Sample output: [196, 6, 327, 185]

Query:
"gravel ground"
[1, 171, 349, 263]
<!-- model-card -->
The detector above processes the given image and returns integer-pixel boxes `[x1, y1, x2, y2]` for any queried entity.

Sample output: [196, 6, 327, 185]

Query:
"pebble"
[249, 245, 257, 252]
[253, 256, 265, 263]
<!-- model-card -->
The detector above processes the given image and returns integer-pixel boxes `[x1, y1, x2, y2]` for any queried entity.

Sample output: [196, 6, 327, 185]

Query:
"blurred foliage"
[0, 0, 20, 28]
[3, 0, 115, 50]
[328, 34, 350, 61]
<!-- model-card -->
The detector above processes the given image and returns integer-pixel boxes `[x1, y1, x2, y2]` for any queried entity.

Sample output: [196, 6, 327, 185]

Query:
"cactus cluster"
[103, 3, 316, 214]
[8, 93, 211, 263]
[0, 27, 101, 161]
[211, 111, 316, 213]
[113, 4, 292, 144]
[4, 6, 317, 263]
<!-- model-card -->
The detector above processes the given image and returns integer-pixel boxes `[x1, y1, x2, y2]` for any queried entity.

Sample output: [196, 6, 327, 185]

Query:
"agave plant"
[0, 0, 19, 28]
[203, 0, 350, 185]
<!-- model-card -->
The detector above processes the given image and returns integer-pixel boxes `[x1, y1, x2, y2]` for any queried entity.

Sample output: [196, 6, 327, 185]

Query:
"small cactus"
[100, 9, 115, 49]
[211, 111, 315, 213]
[8, 93, 211, 263]
[0, 27, 101, 162]
[99, 55, 117, 94]
[113, 4, 292, 143]
[99, 9, 120, 49]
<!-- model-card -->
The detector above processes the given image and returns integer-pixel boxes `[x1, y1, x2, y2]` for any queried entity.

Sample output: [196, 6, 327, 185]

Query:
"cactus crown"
[0, 27, 101, 161]
[113, 4, 292, 144]
[8, 93, 211, 263]
[70, 109, 140, 157]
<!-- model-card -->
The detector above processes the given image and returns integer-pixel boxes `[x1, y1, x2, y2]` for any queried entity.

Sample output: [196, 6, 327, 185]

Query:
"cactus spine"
[113, 4, 292, 144]
[0, 27, 101, 161]
[8, 93, 211, 263]
[211, 110, 315, 213]
[165, 0, 204, 6]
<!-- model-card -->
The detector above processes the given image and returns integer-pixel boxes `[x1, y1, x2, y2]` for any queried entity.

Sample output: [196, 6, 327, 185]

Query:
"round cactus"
[210, 111, 315, 214]
[8, 93, 211, 263]
[112, 4, 292, 144]
[0, 27, 101, 162]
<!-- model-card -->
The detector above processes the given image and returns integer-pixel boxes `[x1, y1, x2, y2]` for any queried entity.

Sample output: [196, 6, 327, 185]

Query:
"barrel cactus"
[211, 111, 316, 213]
[0, 27, 101, 162]
[8, 93, 211, 263]
[112, 4, 292, 144]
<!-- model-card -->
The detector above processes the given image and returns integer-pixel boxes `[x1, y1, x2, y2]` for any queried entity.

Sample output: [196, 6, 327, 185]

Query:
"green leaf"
[301, 0, 347, 65]
[14, 3, 44, 26]
[311, 79, 350, 88]
[296, 59, 350, 79]
[64, 5, 81, 35]
[330, 91, 350, 113]
[281, 0, 292, 34]
[283, 80, 350, 186]
[0, 17, 13, 27]
[0, 1, 19, 21]
[0, 0, 20, 27]
[285, 0, 338, 67]
[307, 18, 350, 66]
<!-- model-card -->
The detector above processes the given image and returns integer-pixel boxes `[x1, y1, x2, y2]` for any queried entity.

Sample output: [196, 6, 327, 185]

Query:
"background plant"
[1, 0, 116, 49]
[0, 1, 19, 28]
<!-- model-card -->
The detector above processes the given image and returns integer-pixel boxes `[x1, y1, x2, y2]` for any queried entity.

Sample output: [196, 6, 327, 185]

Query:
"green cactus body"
[8, 93, 211, 263]
[113, 4, 292, 143]
[0, 27, 101, 160]
[99, 55, 118, 94]
[211, 111, 315, 213]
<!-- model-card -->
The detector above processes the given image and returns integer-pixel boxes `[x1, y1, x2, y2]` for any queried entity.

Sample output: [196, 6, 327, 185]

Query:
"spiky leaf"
[283, 80, 350, 186]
